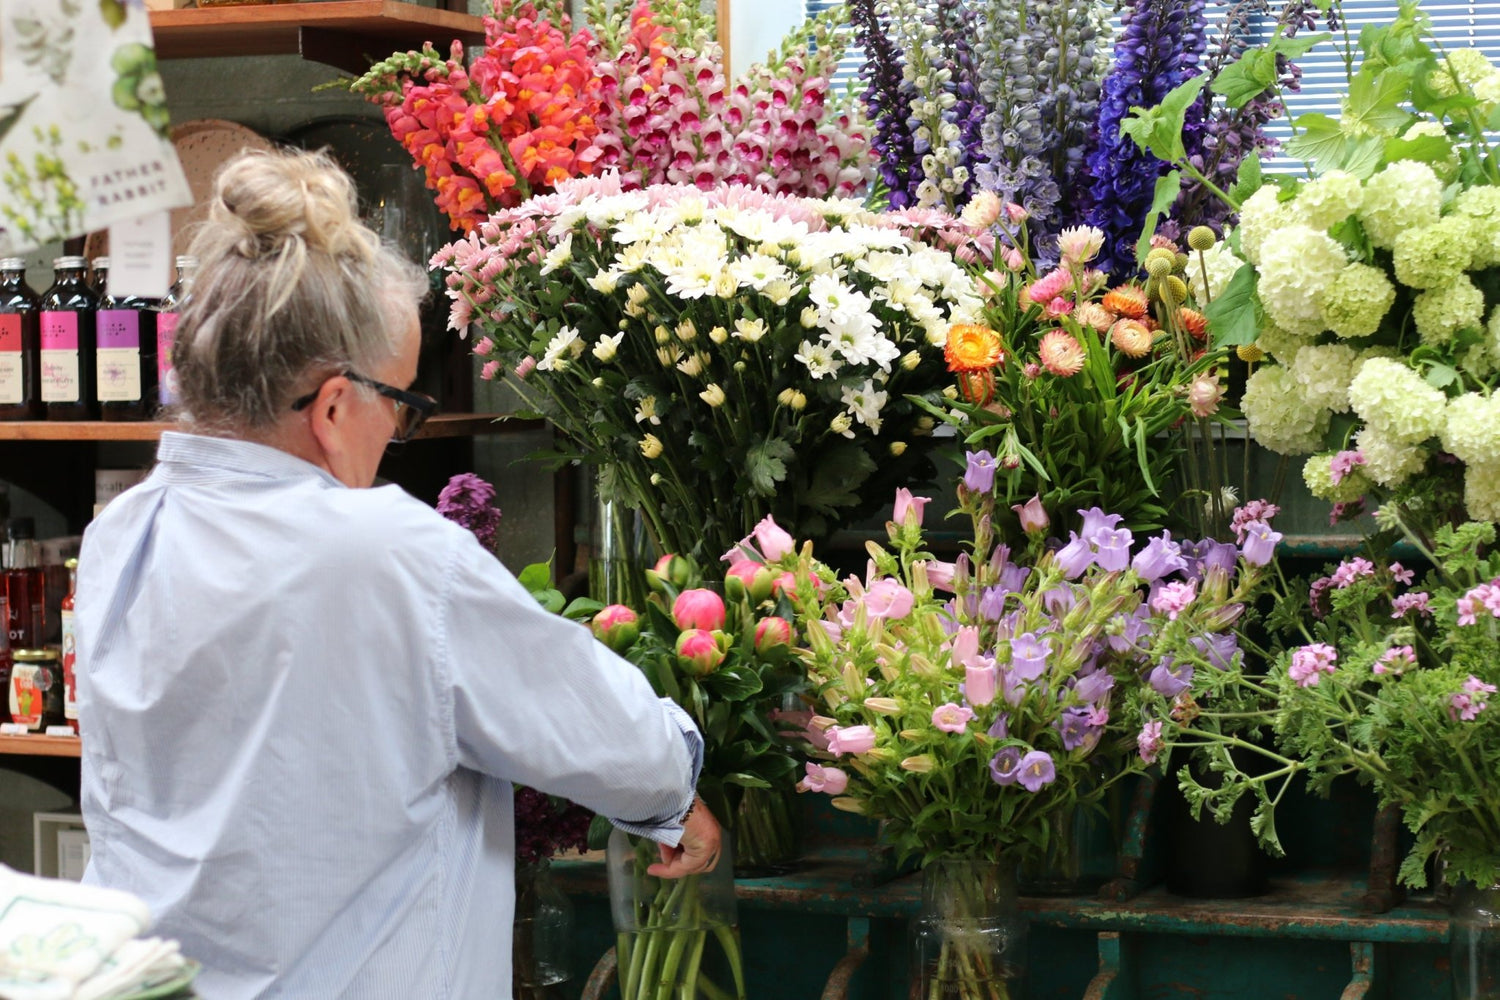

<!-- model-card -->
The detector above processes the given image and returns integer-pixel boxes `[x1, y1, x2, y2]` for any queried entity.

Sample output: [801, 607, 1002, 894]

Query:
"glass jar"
[1016, 794, 1118, 897]
[606, 827, 742, 1000]
[1453, 878, 1500, 999]
[910, 858, 1027, 1000]
[732, 780, 804, 878]
[8, 648, 62, 732]
[512, 859, 574, 999]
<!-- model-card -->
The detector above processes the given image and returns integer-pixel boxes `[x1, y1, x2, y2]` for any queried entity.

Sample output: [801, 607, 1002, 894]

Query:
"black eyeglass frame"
[290, 369, 438, 443]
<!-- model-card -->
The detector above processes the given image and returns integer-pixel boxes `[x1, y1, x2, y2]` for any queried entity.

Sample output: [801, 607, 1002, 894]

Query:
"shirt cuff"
[607, 699, 704, 847]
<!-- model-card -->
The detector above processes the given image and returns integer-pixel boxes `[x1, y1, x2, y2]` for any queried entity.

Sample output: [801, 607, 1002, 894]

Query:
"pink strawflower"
[1288, 643, 1338, 687]
[1000, 246, 1026, 272]
[1038, 330, 1086, 377]
[1329, 449, 1366, 485]
[1043, 296, 1074, 319]
[1187, 375, 1225, 418]
[1022, 362, 1043, 380]
[1374, 646, 1415, 675]
[1137, 720, 1164, 764]
[931, 703, 975, 733]
[1056, 225, 1105, 266]
[1390, 592, 1432, 618]
[1026, 267, 1072, 304]
[1151, 580, 1197, 620]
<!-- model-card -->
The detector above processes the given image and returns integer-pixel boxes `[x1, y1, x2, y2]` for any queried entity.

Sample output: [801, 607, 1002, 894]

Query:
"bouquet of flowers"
[433, 175, 990, 563]
[1126, 2, 1500, 539]
[1146, 519, 1500, 890]
[929, 206, 1231, 540]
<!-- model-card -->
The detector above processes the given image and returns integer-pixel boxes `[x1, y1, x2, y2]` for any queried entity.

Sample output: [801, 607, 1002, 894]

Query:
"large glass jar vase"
[732, 779, 804, 878]
[910, 858, 1027, 1000]
[607, 828, 744, 1000]
[512, 859, 573, 999]
[1453, 878, 1500, 999]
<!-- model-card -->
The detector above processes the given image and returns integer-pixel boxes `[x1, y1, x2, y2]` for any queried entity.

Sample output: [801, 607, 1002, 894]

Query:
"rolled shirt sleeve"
[439, 528, 703, 845]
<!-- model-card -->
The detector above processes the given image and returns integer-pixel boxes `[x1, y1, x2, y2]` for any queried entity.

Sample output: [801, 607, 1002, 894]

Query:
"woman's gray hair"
[171, 147, 429, 434]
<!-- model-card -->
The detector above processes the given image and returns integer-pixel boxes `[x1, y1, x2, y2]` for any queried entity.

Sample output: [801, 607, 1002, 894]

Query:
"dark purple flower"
[514, 786, 593, 866]
[988, 712, 1010, 739]
[437, 472, 502, 549]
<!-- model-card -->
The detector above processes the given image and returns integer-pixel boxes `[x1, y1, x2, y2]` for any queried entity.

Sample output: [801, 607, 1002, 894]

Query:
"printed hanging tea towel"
[0, 0, 190, 254]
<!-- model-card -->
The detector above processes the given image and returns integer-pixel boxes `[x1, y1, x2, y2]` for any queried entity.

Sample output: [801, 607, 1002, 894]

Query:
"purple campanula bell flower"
[1199, 539, 1239, 575]
[1055, 708, 1094, 751]
[1240, 520, 1282, 567]
[1042, 585, 1077, 616]
[1190, 632, 1240, 670]
[964, 450, 997, 494]
[1073, 670, 1116, 703]
[1093, 527, 1134, 572]
[990, 746, 1023, 785]
[1009, 631, 1052, 680]
[997, 562, 1030, 594]
[988, 713, 1010, 739]
[978, 585, 1008, 622]
[1149, 657, 1194, 698]
[1017, 750, 1058, 792]
[1054, 532, 1095, 579]
[1132, 532, 1187, 582]
[1078, 507, 1125, 543]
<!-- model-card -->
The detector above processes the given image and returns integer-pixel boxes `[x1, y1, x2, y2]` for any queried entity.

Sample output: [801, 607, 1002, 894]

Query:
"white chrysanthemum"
[539, 234, 574, 275]
[1347, 357, 1448, 445]
[728, 254, 792, 291]
[1318, 262, 1396, 339]
[1354, 425, 1430, 488]
[1256, 224, 1347, 335]
[591, 331, 624, 362]
[536, 325, 583, 372]
[1465, 459, 1500, 521]
[1187, 239, 1245, 303]
[1303, 453, 1368, 503]
[841, 379, 889, 432]
[1442, 392, 1500, 464]
[1241, 364, 1329, 455]
[1255, 323, 1313, 363]
[1290, 343, 1360, 413]
[1413, 275, 1486, 347]
[1237, 185, 1300, 266]
[1295, 170, 1364, 230]
[795, 339, 841, 379]
[1453, 186, 1500, 268]
[1358, 161, 1443, 248]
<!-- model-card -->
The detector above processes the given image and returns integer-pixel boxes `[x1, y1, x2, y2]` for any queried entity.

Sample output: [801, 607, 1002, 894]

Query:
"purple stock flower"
[965, 449, 998, 493]
[1239, 520, 1281, 567]
[1054, 532, 1095, 578]
[1010, 631, 1052, 680]
[1017, 750, 1058, 791]
[1132, 532, 1187, 582]
[1149, 656, 1194, 697]
[989, 746, 1023, 785]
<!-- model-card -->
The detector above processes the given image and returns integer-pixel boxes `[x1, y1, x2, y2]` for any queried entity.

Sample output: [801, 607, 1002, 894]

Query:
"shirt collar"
[155, 431, 346, 488]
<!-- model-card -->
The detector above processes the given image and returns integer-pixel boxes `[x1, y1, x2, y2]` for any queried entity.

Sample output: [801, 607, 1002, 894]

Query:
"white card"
[106, 210, 173, 299]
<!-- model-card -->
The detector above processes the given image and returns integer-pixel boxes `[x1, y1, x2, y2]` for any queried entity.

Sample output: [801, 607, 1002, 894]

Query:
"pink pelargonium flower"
[825, 724, 877, 756]
[1448, 675, 1495, 722]
[1137, 720, 1164, 764]
[1288, 643, 1338, 687]
[931, 703, 974, 733]
[797, 762, 849, 795]
[590, 604, 640, 653]
[893, 488, 931, 528]
[672, 588, 727, 631]
[1374, 646, 1415, 675]
[1329, 449, 1366, 485]
[1150, 580, 1197, 620]
[863, 578, 915, 620]
[675, 629, 724, 676]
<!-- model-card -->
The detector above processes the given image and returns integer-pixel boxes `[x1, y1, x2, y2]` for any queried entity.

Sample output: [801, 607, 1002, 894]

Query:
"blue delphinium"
[849, 0, 922, 209]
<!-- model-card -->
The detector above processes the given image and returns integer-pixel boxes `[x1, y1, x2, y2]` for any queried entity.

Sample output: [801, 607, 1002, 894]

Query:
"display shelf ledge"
[552, 853, 1450, 945]
[0, 414, 538, 442]
[0, 734, 81, 758]
[149, 1, 483, 73]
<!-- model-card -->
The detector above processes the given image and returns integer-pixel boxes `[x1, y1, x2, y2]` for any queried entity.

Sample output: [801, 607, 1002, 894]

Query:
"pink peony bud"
[675, 628, 725, 676]
[646, 553, 694, 592]
[1012, 495, 1049, 535]
[673, 588, 727, 631]
[754, 616, 794, 654]
[726, 560, 776, 604]
[590, 604, 640, 653]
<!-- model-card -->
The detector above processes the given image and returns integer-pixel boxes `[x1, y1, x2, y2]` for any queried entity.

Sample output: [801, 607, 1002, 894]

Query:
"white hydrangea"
[1358, 161, 1443, 249]
[1355, 425, 1430, 488]
[1241, 364, 1329, 456]
[1290, 343, 1360, 413]
[1413, 276, 1486, 347]
[1442, 392, 1500, 465]
[1294, 170, 1364, 230]
[1236, 185, 1299, 266]
[1465, 459, 1500, 521]
[1347, 357, 1448, 445]
[1255, 323, 1313, 363]
[1455, 186, 1500, 268]
[1256, 224, 1347, 336]
[1187, 239, 1245, 303]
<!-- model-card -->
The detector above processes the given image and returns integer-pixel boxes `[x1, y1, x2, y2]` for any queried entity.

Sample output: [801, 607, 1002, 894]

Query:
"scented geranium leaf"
[746, 437, 795, 496]
[798, 443, 875, 514]
[1205, 263, 1261, 346]
[1121, 75, 1209, 163]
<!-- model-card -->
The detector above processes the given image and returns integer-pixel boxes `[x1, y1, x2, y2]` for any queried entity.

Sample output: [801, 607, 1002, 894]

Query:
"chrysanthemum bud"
[1188, 226, 1217, 252]
[890, 441, 907, 456]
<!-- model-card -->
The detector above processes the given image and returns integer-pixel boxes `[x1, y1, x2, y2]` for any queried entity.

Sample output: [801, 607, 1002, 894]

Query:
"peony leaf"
[1205, 263, 1261, 346]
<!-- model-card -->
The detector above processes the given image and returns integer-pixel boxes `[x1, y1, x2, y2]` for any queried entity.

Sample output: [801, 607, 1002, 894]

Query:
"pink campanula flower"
[1012, 495, 1049, 536]
[747, 514, 795, 561]
[893, 488, 931, 528]
[754, 616, 794, 654]
[1137, 720, 1164, 764]
[673, 588, 727, 631]
[932, 703, 975, 733]
[675, 629, 724, 676]
[965, 661, 999, 707]
[1374, 646, 1415, 675]
[1288, 643, 1338, 687]
[921, 560, 957, 592]
[1016, 750, 1057, 792]
[950, 626, 981, 668]
[863, 578, 915, 620]
[797, 761, 849, 795]
[590, 604, 640, 653]
[825, 724, 877, 756]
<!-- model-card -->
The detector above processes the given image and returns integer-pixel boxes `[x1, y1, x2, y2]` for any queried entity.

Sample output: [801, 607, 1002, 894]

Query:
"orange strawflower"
[1178, 307, 1209, 340]
[945, 323, 1005, 373]
[1110, 318, 1154, 358]
[1101, 285, 1149, 319]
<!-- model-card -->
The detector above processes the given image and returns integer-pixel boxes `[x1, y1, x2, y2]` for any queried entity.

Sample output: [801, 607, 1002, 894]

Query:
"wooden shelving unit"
[0, 734, 82, 758]
[149, 1, 485, 72]
[0, 413, 538, 442]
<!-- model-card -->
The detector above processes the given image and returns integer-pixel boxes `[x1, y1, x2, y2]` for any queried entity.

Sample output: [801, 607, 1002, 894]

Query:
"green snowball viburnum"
[1348, 357, 1449, 446]
[1453, 186, 1500, 268]
[1302, 452, 1368, 503]
[1413, 275, 1486, 347]
[1359, 161, 1443, 249]
[1319, 262, 1396, 338]
[1295, 170, 1364, 231]
[1442, 392, 1500, 466]
[1392, 216, 1476, 289]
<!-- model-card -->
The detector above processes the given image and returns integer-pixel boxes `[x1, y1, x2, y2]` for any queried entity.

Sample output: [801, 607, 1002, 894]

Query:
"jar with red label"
[9, 648, 62, 732]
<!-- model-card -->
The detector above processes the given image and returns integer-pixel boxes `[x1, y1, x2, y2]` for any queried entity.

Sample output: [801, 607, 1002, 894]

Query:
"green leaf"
[1342, 66, 1415, 137]
[517, 561, 554, 593]
[1212, 49, 1281, 109]
[1425, 363, 1459, 389]
[1284, 112, 1349, 167]
[704, 665, 765, 701]
[723, 772, 773, 789]
[99, 0, 126, 29]
[1204, 263, 1261, 346]
[745, 437, 795, 496]
[1120, 75, 1209, 164]
[797, 443, 876, 515]
[1227, 154, 1263, 207]
[1136, 170, 1182, 265]
[1382, 132, 1455, 169]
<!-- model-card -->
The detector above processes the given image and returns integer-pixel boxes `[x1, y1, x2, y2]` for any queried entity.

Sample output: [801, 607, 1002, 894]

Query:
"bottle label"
[97, 309, 140, 349]
[97, 347, 142, 401]
[0, 313, 21, 352]
[156, 311, 178, 406]
[9, 663, 52, 730]
[40, 311, 80, 403]
[61, 607, 77, 723]
[0, 352, 20, 406]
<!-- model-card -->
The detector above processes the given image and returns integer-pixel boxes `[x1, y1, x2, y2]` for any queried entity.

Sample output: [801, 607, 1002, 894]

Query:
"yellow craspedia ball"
[1187, 226, 1217, 252]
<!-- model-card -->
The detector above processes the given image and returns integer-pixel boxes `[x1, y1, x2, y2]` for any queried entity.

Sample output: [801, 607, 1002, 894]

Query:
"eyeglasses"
[291, 370, 438, 443]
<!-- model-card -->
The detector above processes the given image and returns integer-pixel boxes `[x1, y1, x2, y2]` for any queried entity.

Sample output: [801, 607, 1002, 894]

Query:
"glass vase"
[731, 780, 804, 878]
[512, 859, 574, 999]
[910, 858, 1027, 1000]
[1016, 797, 1117, 897]
[1452, 879, 1500, 999]
[590, 488, 649, 610]
[607, 828, 745, 1000]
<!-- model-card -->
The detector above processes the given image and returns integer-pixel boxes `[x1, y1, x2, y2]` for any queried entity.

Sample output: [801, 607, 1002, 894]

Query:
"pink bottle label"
[156, 312, 178, 406]
[39, 311, 78, 350]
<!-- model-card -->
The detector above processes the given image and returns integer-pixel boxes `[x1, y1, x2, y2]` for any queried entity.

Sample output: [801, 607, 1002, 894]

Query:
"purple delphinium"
[437, 472, 503, 550]
[1084, 0, 1211, 275]
[850, 0, 922, 208]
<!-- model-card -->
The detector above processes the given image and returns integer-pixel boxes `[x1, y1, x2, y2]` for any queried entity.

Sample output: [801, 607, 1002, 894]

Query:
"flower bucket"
[910, 858, 1027, 1000]
[607, 829, 745, 1000]
[1453, 878, 1500, 1000]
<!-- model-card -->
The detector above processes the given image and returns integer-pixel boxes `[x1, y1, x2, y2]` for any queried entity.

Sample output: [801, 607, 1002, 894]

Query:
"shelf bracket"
[1339, 941, 1378, 1000]
[1081, 932, 1133, 1000]
[819, 918, 871, 1000]
[580, 945, 618, 1000]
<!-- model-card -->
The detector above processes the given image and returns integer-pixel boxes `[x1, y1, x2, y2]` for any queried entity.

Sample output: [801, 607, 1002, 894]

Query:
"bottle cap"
[52, 256, 88, 270]
[92, 256, 110, 269]
[0, 258, 26, 271]
[175, 255, 197, 269]
[64, 557, 79, 570]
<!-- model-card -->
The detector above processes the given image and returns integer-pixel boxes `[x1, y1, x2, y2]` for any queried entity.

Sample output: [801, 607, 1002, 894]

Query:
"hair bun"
[209, 148, 375, 262]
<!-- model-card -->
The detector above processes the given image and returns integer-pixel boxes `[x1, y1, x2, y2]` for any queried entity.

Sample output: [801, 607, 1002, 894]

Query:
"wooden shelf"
[149, 1, 484, 73]
[0, 413, 540, 442]
[0, 734, 81, 758]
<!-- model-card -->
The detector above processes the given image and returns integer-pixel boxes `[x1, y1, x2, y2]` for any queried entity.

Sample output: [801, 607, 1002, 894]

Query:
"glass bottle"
[39, 256, 98, 420]
[2, 518, 45, 649]
[154, 255, 195, 410]
[0, 258, 41, 420]
[92, 257, 157, 420]
[60, 557, 78, 736]
[512, 858, 575, 998]
[8, 648, 63, 732]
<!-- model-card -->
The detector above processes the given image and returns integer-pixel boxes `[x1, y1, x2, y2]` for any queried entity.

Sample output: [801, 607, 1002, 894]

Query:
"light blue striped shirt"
[75, 432, 702, 999]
